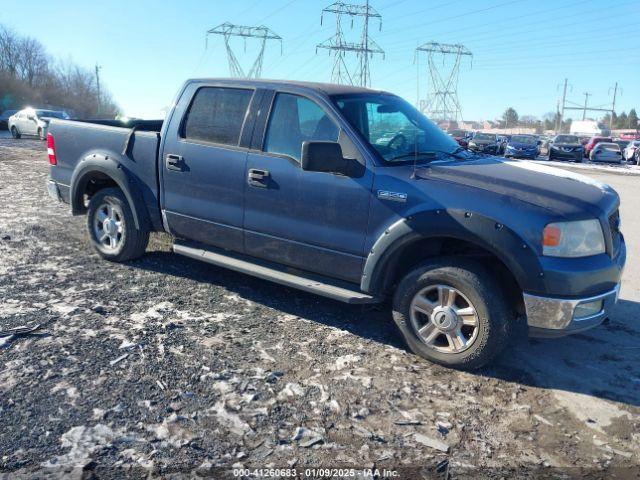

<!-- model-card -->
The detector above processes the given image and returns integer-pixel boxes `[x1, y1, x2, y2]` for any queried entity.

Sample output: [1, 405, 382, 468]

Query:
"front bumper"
[505, 149, 538, 159]
[525, 285, 620, 337]
[469, 145, 498, 154]
[550, 148, 582, 161]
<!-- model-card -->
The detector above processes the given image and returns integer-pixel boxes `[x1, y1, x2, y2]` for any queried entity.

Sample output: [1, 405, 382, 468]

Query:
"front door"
[243, 91, 373, 284]
[161, 85, 256, 251]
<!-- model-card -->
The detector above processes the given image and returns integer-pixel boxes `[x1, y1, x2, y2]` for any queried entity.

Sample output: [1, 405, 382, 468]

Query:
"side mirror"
[301, 141, 355, 176]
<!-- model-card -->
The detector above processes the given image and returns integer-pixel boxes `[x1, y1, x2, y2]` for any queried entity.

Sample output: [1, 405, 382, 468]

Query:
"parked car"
[547, 134, 584, 162]
[590, 142, 623, 164]
[624, 140, 640, 163]
[613, 139, 629, 155]
[468, 132, 500, 154]
[448, 129, 470, 148]
[496, 135, 509, 154]
[0, 109, 18, 130]
[8, 108, 69, 140]
[46, 78, 626, 369]
[503, 134, 539, 159]
[584, 136, 613, 158]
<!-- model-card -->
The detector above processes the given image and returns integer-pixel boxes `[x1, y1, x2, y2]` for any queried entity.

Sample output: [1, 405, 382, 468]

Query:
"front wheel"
[10, 126, 21, 139]
[392, 258, 512, 370]
[87, 188, 149, 262]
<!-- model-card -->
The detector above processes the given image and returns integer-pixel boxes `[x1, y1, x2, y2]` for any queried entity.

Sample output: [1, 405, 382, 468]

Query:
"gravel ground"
[0, 138, 639, 479]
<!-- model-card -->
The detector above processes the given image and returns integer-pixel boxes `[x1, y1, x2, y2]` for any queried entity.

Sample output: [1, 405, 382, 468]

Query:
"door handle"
[248, 168, 270, 187]
[166, 154, 185, 171]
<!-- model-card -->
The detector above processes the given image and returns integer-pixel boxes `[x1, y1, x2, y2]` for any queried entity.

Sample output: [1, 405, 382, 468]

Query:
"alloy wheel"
[93, 201, 124, 251]
[409, 284, 480, 354]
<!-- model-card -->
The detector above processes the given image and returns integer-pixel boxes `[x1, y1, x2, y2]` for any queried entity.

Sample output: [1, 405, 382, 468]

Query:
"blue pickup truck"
[46, 79, 626, 369]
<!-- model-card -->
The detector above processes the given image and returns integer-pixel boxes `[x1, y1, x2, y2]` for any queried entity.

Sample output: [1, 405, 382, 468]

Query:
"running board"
[173, 242, 380, 304]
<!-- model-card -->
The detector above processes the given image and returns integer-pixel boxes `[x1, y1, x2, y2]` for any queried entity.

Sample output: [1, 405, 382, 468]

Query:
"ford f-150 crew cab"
[46, 79, 626, 369]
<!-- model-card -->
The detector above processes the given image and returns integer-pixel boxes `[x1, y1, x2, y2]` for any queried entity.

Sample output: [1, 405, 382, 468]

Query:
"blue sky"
[2, 0, 638, 120]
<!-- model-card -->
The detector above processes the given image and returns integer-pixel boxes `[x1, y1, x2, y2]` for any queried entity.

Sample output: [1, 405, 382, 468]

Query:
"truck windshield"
[332, 93, 461, 163]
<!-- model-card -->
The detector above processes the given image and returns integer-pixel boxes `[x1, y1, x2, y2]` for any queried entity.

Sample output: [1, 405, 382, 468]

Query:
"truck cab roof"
[186, 78, 386, 97]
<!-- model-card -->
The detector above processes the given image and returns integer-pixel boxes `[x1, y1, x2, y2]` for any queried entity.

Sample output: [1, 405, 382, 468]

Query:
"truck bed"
[48, 119, 165, 231]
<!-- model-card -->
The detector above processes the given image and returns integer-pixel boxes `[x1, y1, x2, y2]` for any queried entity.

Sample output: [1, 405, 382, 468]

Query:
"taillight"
[46, 132, 57, 165]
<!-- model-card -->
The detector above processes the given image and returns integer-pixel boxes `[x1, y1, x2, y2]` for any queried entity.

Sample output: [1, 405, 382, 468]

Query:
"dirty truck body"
[46, 79, 626, 369]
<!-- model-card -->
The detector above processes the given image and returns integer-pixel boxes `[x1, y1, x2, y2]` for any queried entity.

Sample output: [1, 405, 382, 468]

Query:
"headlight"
[542, 220, 605, 257]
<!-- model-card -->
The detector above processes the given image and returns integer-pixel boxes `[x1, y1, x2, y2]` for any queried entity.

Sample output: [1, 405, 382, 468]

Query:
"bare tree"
[0, 25, 21, 75]
[0, 23, 119, 118]
[17, 37, 49, 87]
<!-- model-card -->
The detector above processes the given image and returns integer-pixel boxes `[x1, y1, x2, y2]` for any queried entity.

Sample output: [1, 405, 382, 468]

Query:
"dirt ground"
[0, 137, 638, 479]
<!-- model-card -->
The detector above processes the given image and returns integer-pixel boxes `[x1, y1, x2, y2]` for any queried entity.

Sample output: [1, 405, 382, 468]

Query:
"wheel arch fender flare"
[70, 154, 150, 230]
[361, 209, 545, 295]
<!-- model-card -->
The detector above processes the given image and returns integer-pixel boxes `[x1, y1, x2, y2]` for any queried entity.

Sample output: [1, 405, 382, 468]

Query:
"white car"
[589, 142, 623, 164]
[8, 108, 69, 140]
[623, 140, 640, 164]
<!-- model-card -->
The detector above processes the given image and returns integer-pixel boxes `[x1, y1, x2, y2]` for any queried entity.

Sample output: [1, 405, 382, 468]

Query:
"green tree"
[628, 109, 639, 130]
[501, 107, 519, 128]
[617, 111, 628, 129]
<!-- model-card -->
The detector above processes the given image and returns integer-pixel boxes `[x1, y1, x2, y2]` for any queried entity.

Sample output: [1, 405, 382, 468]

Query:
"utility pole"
[582, 92, 591, 120]
[95, 64, 102, 117]
[317, 1, 384, 87]
[558, 78, 568, 133]
[206, 22, 282, 78]
[609, 82, 618, 131]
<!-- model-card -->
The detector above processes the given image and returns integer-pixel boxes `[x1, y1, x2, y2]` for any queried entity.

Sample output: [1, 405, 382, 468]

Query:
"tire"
[392, 257, 512, 370]
[87, 187, 149, 262]
[37, 128, 45, 141]
[10, 126, 21, 139]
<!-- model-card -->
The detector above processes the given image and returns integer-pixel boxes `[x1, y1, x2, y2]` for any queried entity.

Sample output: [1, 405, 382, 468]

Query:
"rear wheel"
[87, 188, 149, 262]
[392, 258, 512, 370]
[10, 126, 20, 139]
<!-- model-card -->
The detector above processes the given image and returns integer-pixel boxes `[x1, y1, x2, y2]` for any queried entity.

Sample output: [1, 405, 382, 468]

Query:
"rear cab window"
[182, 87, 253, 146]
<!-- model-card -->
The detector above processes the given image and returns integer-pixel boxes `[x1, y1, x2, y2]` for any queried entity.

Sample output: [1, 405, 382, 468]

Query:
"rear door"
[243, 90, 373, 283]
[160, 84, 258, 251]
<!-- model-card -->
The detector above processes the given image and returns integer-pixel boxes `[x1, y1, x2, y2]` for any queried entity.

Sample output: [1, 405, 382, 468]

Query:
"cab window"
[264, 93, 339, 162]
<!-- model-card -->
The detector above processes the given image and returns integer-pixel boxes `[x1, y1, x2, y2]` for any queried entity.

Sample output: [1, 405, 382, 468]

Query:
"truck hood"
[415, 156, 618, 218]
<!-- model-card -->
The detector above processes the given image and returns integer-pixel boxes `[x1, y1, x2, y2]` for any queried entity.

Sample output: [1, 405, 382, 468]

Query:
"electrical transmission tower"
[206, 22, 282, 78]
[415, 42, 472, 122]
[316, 1, 384, 87]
